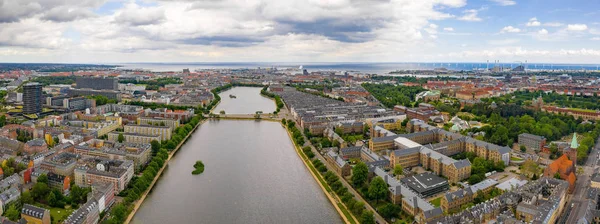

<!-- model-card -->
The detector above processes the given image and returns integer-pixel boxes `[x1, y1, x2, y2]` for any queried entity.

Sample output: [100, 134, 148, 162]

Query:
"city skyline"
[1, 0, 600, 63]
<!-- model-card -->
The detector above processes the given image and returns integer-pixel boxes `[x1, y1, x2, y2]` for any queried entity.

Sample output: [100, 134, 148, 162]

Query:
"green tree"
[37, 173, 48, 184]
[4, 204, 20, 221]
[393, 164, 403, 176]
[554, 172, 561, 179]
[378, 203, 401, 219]
[520, 145, 527, 153]
[150, 140, 161, 155]
[31, 182, 50, 201]
[20, 190, 34, 204]
[118, 133, 125, 143]
[368, 176, 389, 203]
[352, 162, 368, 187]
[360, 211, 376, 224]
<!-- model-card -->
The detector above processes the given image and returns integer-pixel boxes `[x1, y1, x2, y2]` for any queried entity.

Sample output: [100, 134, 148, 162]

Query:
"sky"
[0, 0, 599, 64]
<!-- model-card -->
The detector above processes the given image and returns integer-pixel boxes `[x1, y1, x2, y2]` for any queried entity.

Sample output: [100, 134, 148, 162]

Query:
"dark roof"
[21, 204, 47, 219]
[401, 172, 448, 194]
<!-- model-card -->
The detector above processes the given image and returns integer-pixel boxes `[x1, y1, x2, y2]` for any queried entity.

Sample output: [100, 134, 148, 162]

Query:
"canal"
[131, 87, 342, 224]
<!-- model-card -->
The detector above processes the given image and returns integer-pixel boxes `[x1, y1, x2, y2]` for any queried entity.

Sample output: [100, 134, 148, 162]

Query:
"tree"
[520, 145, 527, 153]
[378, 203, 401, 219]
[554, 172, 562, 179]
[352, 162, 368, 187]
[4, 204, 20, 221]
[150, 140, 161, 155]
[393, 164, 403, 176]
[368, 176, 389, 203]
[31, 182, 50, 201]
[118, 133, 125, 143]
[219, 110, 225, 115]
[360, 211, 376, 224]
[20, 190, 34, 204]
[37, 173, 48, 184]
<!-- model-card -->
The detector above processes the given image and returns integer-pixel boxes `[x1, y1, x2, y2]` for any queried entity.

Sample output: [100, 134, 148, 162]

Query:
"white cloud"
[501, 26, 521, 33]
[591, 37, 600, 41]
[567, 24, 588, 31]
[458, 9, 483, 22]
[443, 27, 454, 31]
[526, 17, 541, 27]
[490, 0, 516, 6]
[538, 29, 549, 35]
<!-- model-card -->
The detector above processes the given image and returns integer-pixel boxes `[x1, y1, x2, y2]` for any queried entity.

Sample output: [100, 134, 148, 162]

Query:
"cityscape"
[1, 0, 600, 224]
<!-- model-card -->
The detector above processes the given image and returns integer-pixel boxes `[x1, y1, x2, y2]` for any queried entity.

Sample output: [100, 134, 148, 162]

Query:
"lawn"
[511, 156, 524, 161]
[430, 197, 441, 207]
[34, 203, 74, 224]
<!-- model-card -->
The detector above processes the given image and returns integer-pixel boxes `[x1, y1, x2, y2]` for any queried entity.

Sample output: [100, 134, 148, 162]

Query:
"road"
[562, 136, 600, 222]
[293, 122, 388, 224]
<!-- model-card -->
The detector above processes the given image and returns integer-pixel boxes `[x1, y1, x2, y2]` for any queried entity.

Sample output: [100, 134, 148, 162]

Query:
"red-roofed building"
[543, 154, 576, 193]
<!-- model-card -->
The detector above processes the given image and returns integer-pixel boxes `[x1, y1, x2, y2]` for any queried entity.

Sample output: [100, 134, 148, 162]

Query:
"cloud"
[526, 17, 540, 27]
[0, 0, 105, 23]
[41, 6, 96, 22]
[114, 3, 166, 26]
[591, 37, 600, 41]
[458, 9, 483, 22]
[501, 26, 521, 33]
[443, 27, 454, 31]
[567, 24, 588, 31]
[538, 29, 548, 35]
[489, 0, 516, 6]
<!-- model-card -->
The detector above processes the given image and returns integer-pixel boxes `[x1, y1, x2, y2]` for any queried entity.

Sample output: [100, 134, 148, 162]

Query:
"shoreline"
[125, 117, 207, 224]
[281, 122, 355, 224]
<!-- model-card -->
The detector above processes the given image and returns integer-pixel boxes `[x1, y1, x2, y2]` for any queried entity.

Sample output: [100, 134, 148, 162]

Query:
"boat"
[229, 94, 237, 99]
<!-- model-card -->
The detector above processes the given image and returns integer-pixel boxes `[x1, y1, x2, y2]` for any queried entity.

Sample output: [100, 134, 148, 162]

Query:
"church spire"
[570, 133, 579, 149]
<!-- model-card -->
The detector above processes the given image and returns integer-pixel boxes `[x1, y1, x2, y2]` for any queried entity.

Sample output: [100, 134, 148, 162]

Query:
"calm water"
[131, 116, 341, 223]
[117, 62, 600, 74]
[214, 87, 275, 114]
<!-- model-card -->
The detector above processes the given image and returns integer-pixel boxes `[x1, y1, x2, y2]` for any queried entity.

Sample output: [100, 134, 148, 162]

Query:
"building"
[24, 138, 48, 155]
[325, 150, 351, 176]
[123, 124, 171, 141]
[40, 152, 79, 178]
[21, 204, 50, 224]
[415, 90, 441, 102]
[518, 133, 546, 152]
[76, 77, 118, 90]
[401, 172, 449, 198]
[107, 132, 160, 145]
[543, 154, 576, 193]
[68, 89, 121, 101]
[74, 158, 134, 194]
[64, 200, 99, 224]
[75, 140, 152, 171]
[0, 187, 20, 215]
[89, 182, 115, 213]
[23, 82, 43, 114]
[137, 117, 180, 130]
[440, 179, 498, 213]
[592, 173, 600, 189]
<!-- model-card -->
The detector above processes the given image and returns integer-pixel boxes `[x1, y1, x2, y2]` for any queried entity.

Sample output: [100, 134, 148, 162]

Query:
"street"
[562, 136, 600, 222]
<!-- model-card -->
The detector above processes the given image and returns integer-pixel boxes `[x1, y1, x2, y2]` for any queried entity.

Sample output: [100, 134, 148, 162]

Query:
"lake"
[131, 89, 341, 224]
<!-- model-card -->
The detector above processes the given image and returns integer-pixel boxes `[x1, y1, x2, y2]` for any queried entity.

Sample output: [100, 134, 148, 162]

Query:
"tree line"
[361, 83, 425, 108]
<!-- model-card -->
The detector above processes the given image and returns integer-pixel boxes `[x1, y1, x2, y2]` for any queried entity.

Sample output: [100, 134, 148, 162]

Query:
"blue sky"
[0, 0, 599, 63]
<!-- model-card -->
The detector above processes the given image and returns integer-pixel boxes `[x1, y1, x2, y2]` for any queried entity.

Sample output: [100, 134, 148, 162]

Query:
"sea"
[115, 62, 600, 74]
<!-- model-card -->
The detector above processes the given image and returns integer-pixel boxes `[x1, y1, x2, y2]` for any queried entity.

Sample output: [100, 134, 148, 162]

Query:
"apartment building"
[124, 124, 171, 141]
[75, 140, 151, 171]
[137, 117, 180, 130]
[440, 179, 498, 213]
[74, 157, 134, 193]
[40, 152, 79, 178]
[325, 150, 351, 176]
[518, 133, 546, 152]
[107, 132, 160, 145]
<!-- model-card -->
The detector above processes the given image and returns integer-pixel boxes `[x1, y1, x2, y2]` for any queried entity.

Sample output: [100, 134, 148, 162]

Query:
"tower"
[568, 133, 579, 167]
[23, 82, 43, 114]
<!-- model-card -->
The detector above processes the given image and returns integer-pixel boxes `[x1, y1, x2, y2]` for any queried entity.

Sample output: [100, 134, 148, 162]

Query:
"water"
[131, 95, 341, 224]
[214, 87, 275, 114]
[117, 62, 600, 74]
